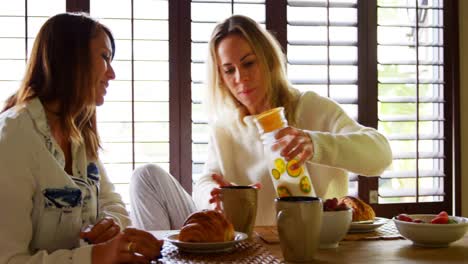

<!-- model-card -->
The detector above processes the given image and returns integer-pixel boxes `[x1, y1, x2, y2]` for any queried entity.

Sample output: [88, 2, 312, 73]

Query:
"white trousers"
[129, 164, 196, 230]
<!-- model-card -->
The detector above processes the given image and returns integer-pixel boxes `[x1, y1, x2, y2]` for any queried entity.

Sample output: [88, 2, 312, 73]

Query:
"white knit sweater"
[193, 91, 392, 225]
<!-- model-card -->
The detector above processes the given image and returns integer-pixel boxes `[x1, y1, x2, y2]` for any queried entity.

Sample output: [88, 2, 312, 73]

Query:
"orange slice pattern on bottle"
[274, 158, 286, 174]
[286, 159, 303, 178]
[277, 185, 292, 197]
[271, 169, 281, 180]
[299, 176, 312, 194]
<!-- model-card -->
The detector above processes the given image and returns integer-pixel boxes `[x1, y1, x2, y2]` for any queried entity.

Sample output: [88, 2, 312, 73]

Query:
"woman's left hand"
[272, 127, 314, 170]
[209, 174, 262, 211]
[80, 217, 121, 244]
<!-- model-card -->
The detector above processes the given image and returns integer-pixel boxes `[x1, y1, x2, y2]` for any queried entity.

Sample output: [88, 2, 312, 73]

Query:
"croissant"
[178, 210, 235, 243]
[338, 196, 376, 222]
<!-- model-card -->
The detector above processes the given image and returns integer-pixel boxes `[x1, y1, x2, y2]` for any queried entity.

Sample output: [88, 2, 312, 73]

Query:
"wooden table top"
[263, 233, 468, 264]
[151, 227, 468, 264]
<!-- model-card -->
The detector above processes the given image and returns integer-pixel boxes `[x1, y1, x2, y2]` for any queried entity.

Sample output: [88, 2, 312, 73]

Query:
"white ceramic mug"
[220, 186, 258, 237]
[275, 196, 323, 262]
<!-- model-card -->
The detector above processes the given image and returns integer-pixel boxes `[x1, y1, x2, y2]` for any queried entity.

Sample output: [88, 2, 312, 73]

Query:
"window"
[377, 0, 445, 203]
[90, 0, 170, 208]
[371, 0, 453, 216]
[0, 0, 460, 216]
[0, 0, 65, 105]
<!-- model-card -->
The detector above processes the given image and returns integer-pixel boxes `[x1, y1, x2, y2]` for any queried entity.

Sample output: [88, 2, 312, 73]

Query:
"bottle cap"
[254, 107, 287, 134]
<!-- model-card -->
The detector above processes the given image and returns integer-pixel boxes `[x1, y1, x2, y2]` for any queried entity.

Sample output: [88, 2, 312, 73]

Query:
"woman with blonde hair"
[0, 13, 162, 264]
[130, 15, 392, 229]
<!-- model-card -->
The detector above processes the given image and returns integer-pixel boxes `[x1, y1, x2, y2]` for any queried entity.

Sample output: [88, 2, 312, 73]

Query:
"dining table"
[149, 224, 468, 263]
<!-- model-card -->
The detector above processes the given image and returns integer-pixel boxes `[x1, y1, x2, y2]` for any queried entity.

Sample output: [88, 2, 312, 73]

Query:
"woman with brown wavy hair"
[0, 13, 162, 264]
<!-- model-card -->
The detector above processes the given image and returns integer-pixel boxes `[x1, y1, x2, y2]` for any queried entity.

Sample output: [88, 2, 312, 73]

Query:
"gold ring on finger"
[127, 241, 135, 253]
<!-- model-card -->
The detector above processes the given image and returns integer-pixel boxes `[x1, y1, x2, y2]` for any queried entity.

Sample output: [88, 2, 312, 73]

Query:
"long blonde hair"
[206, 15, 300, 125]
[2, 13, 115, 160]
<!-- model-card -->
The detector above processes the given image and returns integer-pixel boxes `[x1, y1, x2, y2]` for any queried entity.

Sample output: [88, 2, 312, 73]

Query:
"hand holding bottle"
[272, 127, 314, 169]
[254, 107, 316, 197]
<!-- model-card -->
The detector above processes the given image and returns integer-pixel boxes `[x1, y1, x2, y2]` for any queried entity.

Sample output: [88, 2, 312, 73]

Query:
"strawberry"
[413, 219, 424, 223]
[335, 202, 350, 211]
[437, 211, 448, 218]
[324, 198, 338, 211]
[396, 214, 413, 222]
[431, 215, 449, 224]
[430, 211, 450, 224]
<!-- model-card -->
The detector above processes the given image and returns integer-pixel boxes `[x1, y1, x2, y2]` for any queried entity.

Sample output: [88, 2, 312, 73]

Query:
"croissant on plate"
[178, 210, 235, 243]
[338, 196, 376, 222]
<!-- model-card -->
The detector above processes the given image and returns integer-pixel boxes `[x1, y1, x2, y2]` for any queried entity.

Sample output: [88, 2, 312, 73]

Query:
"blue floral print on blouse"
[87, 162, 100, 184]
[43, 187, 82, 208]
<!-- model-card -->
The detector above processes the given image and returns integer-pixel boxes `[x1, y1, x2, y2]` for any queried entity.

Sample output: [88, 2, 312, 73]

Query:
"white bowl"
[319, 208, 352, 248]
[393, 214, 468, 247]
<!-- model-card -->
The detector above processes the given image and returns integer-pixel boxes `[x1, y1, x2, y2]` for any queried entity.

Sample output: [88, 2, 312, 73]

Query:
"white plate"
[164, 231, 248, 253]
[348, 217, 389, 233]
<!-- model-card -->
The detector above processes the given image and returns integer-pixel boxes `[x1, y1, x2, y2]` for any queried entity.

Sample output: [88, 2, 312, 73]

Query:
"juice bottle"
[254, 107, 316, 197]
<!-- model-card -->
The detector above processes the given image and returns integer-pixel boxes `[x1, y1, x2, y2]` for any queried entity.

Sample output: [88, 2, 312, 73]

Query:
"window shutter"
[191, 0, 266, 182]
[287, 0, 359, 195]
[377, 0, 445, 203]
[0, 1, 65, 105]
[90, 0, 170, 207]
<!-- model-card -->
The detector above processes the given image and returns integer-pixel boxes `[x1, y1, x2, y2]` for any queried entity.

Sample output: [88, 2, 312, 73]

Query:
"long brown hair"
[2, 13, 115, 160]
[206, 15, 300, 125]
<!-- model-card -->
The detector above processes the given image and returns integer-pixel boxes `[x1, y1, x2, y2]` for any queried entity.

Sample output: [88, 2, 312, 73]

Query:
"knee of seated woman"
[132, 163, 171, 183]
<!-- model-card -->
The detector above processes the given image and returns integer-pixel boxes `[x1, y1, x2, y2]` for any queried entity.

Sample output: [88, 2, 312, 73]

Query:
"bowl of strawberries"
[319, 198, 352, 248]
[393, 211, 468, 247]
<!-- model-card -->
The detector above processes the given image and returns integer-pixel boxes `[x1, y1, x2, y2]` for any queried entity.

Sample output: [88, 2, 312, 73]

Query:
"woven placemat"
[344, 220, 404, 241]
[156, 238, 282, 264]
[255, 221, 405, 244]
